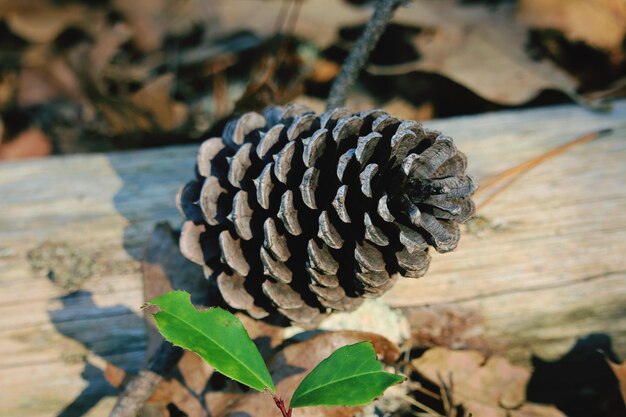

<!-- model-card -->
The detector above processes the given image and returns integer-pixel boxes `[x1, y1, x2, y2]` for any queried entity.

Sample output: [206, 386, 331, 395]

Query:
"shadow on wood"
[49, 291, 144, 417]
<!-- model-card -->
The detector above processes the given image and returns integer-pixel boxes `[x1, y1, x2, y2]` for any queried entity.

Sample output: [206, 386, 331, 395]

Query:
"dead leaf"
[235, 46, 307, 112]
[212, 0, 372, 47]
[519, 0, 626, 57]
[607, 358, 626, 405]
[150, 365, 211, 417]
[365, 0, 582, 106]
[412, 347, 566, 417]
[0, 71, 17, 110]
[131, 74, 188, 130]
[0, 2, 106, 43]
[112, 0, 201, 52]
[383, 98, 433, 121]
[236, 313, 287, 359]
[86, 23, 134, 86]
[218, 0, 587, 106]
[20, 43, 54, 68]
[176, 350, 215, 395]
[510, 403, 573, 417]
[98, 73, 188, 134]
[17, 68, 64, 106]
[311, 59, 341, 83]
[17, 51, 89, 109]
[0, 127, 52, 160]
[402, 305, 491, 353]
[105, 362, 128, 389]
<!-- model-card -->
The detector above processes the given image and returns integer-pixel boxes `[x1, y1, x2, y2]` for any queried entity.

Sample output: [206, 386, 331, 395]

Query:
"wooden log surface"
[1, 101, 625, 416]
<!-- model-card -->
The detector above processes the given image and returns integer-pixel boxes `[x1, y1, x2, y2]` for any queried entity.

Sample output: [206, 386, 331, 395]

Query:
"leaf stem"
[266, 389, 293, 417]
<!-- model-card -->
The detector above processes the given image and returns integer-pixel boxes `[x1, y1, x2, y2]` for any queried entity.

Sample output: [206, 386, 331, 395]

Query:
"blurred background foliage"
[0, 0, 624, 158]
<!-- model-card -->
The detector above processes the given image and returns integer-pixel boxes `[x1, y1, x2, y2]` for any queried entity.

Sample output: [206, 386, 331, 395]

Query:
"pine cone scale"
[177, 104, 475, 325]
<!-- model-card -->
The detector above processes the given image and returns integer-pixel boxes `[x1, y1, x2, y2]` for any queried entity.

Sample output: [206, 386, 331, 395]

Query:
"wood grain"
[1, 101, 625, 416]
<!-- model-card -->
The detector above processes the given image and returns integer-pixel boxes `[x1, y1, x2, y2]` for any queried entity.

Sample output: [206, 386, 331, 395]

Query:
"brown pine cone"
[177, 104, 476, 326]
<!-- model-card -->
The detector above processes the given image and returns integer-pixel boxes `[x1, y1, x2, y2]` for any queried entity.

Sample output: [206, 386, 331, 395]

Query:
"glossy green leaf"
[146, 290, 275, 393]
[290, 341, 405, 408]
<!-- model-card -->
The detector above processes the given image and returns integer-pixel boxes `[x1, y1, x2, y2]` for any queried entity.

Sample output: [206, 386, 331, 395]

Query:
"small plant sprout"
[145, 290, 405, 417]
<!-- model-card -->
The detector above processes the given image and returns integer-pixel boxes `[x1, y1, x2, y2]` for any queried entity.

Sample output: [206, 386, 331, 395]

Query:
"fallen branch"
[109, 342, 183, 417]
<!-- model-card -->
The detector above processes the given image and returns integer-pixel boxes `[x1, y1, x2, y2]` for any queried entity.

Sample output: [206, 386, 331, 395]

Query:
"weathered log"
[0, 101, 625, 417]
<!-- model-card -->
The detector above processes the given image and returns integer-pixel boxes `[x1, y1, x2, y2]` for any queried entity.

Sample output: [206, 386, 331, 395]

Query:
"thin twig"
[326, 0, 409, 110]
[438, 372, 456, 417]
[109, 342, 183, 417]
[405, 381, 442, 401]
[274, 0, 292, 33]
[285, 0, 302, 35]
[399, 393, 445, 417]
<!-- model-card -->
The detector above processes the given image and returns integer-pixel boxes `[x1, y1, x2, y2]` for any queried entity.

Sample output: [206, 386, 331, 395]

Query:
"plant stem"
[268, 391, 293, 417]
[326, 0, 409, 110]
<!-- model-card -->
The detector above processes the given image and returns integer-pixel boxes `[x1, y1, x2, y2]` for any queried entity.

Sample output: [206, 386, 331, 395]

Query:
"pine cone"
[177, 104, 476, 326]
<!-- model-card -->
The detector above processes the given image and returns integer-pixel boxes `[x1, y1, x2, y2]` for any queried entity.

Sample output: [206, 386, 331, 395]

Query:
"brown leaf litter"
[411, 347, 567, 417]
[606, 357, 626, 405]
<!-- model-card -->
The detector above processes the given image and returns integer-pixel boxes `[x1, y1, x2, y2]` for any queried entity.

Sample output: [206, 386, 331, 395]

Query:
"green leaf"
[146, 290, 275, 393]
[290, 341, 405, 408]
